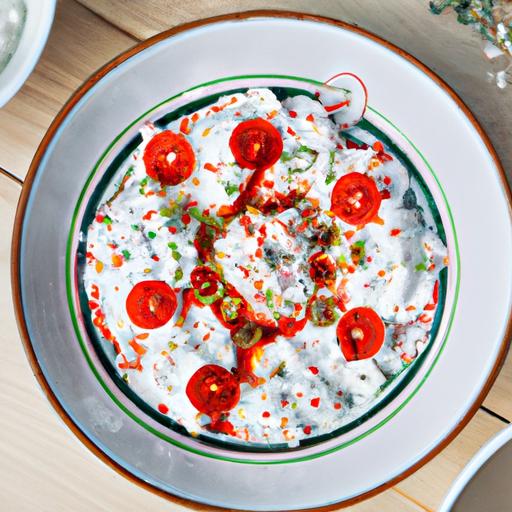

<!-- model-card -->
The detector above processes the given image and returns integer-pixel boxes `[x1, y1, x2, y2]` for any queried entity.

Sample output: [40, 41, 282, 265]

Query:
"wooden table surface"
[1, 1, 511, 510]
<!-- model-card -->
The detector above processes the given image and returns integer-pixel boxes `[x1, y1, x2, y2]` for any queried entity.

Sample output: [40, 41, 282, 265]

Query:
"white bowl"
[0, 0, 56, 107]
[440, 423, 512, 511]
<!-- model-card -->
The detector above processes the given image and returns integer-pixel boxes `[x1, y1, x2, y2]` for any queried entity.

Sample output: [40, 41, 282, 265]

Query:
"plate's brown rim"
[10, 9, 512, 511]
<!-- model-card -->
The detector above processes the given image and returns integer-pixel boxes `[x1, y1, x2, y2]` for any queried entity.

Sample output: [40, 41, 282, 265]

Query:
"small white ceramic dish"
[0, 0, 56, 107]
[440, 423, 512, 512]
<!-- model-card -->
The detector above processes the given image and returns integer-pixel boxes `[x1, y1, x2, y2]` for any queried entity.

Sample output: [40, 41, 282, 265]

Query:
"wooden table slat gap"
[0, 166, 23, 186]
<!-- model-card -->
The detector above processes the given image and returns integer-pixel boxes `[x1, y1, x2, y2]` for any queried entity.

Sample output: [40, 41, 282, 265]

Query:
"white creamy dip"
[83, 88, 447, 447]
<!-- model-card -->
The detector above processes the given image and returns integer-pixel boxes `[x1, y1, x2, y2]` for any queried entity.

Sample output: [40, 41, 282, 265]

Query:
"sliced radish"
[317, 72, 368, 128]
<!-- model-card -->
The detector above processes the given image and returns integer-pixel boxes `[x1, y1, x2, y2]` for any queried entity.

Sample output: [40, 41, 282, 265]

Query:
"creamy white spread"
[83, 88, 447, 447]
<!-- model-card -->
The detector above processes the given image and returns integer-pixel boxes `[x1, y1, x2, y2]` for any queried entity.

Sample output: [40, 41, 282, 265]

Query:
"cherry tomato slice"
[186, 364, 240, 416]
[143, 130, 195, 186]
[229, 118, 283, 170]
[308, 251, 337, 287]
[126, 281, 177, 329]
[336, 307, 385, 361]
[331, 172, 381, 226]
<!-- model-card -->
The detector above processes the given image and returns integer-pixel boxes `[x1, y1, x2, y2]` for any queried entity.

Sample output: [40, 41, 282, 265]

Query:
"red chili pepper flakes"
[433, 280, 439, 304]
[256, 236, 264, 247]
[262, 411, 271, 418]
[191, 112, 199, 123]
[424, 303, 436, 311]
[179, 117, 191, 134]
[344, 230, 355, 240]
[373, 141, 384, 152]
[383, 176, 392, 185]
[378, 270, 386, 278]
[366, 256, 373, 263]
[193, 321, 200, 329]
[337, 390, 343, 397]
[289, 110, 297, 118]
[390, 228, 401, 237]
[380, 189, 391, 200]
[287, 126, 296, 136]
[405, 305, 416, 311]
[255, 248, 263, 258]
[296, 391, 304, 398]
[158, 403, 169, 414]
[303, 425, 312, 435]
[204, 163, 218, 173]
[238, 265, 250, 278]
[393, 305, 400, 313]
[88, 301, 99, 310]
[281, 400, 289, 408]
[308, 366, 319, 375]
[91, 284, 100, 300]
[151, 255, 160, 262]
[203, 332, 211, 341]
[347, 265, 356, 274]
[334, 402, 342, 410]
[310, 397, 320, 408]
[306, 113, 315, 122]
[168, 226, 177, 234]
[419, 314, 432, 323]
[182, 213, 191, 225]
[184, 200, 198, 210]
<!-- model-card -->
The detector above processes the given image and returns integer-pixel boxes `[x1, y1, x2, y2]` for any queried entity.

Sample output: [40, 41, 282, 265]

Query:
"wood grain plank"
[482, 350, 512, 421]
[0, 0, 136, 180]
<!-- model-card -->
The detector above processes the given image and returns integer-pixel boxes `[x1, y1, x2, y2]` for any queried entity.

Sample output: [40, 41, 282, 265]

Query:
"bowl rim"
[439, 423, 512, 511]
[0, 0, 56, 108]
[10, 10, 512, 511]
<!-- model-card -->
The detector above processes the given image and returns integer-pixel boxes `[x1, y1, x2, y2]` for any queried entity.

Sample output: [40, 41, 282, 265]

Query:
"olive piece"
[232, 322, 263, 349]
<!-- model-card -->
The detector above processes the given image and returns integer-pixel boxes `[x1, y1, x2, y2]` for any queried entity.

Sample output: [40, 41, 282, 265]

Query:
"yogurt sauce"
[0, 0, 26, 73]
[83, 88, 447, 447]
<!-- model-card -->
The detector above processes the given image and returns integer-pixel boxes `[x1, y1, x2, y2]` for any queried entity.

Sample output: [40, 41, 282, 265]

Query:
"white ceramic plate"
[12, 12, 512, 510]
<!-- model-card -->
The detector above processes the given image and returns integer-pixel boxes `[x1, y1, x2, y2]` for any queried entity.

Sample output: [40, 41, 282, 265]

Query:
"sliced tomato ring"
[143, 130, 195, 186]
[229, 118, 283, 170]
[336, 307, 385, 361]
[186, 364, 240, 416]
[331, 172, 381, 226]
[308, 251, 337, 287]
[126, 281, 177, 329]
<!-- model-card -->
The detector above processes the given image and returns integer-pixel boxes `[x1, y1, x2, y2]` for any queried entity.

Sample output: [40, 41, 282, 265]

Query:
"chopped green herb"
[121, 250, 131, 260]
[171, 250, 182, 262]
[297, 145, 316, 154]
[147, 231, 157, 239]
[415, 262, 427, 272]
[280, 151, 293, 162]
[265, 289, 274, 309]
[188, 207, 224, 229]
[224, 181, 239, 196]
[325, 151, 336, 185]
[174, 267, 184, 281]
[159, 207, 173, 218]
[167, 241, 178, 250]
[168, 341, 178, 351]
[103, 216, 112, 225]
[131, 224, 139, 231]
